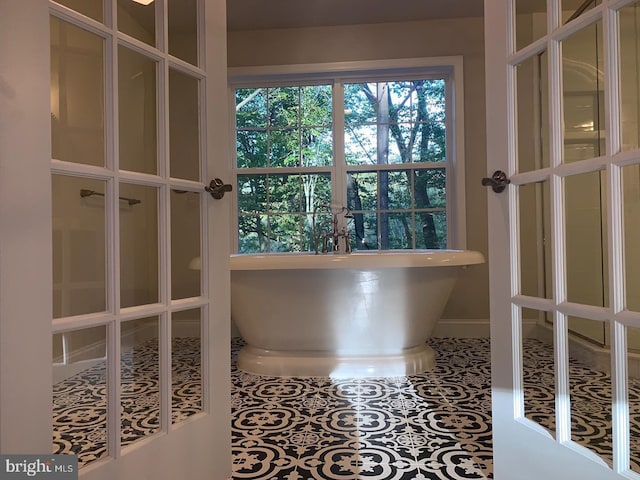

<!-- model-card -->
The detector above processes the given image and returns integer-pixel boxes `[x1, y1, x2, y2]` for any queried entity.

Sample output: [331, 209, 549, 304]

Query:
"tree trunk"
[255, 214, 265, 251]
[349, 177, 368, 249]
[415, 83, 439, 248]
[303, 174, 316, 249]
[377, 83, 390, 249]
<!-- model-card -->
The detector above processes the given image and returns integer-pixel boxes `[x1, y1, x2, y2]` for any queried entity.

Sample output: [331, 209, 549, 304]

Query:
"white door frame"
[0, 0, 53, 455]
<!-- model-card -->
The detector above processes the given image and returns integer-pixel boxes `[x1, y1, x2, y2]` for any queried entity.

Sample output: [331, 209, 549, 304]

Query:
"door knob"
[481, 170, 510, 193]
[205, 178, 233, 199]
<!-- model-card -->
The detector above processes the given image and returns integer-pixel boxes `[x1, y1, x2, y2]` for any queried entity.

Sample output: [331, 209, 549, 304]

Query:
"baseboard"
[432, 319, 489, 338]
[53, 357, 105, 385]
[53, 320, 200, 385]
[173, 319, 201, 338]
[533, 323, 640, 376]
[432, 318, 538, 338]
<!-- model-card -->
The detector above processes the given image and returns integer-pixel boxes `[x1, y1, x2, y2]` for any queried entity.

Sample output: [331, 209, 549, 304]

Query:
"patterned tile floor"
[53, 338, 202, 465]
[231, 337, 640, 479]
[231, 338, 493, 480]
[52, 336, 640, 477]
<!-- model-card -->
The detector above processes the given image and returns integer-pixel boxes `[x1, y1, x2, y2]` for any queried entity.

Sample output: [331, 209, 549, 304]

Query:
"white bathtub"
[230, 250, 485, 378]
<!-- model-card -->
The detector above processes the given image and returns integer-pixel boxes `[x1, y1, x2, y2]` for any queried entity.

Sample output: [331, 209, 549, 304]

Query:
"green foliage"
[235, 80, 448, 253]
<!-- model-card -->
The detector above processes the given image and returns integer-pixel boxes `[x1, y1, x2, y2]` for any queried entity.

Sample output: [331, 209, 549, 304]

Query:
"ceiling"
[226, 0, 484, 32]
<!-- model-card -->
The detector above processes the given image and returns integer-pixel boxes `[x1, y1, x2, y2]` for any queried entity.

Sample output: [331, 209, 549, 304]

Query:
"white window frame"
[228, 56, 467, 252]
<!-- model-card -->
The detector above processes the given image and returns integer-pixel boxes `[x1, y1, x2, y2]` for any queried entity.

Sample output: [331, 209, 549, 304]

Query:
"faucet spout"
[312, 203, 352, 254]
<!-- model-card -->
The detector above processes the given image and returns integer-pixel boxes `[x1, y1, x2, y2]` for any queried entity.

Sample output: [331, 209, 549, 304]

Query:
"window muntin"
[233, 69, 457, 253]
[344, 80, 446, 165]
[347, 168, 447, 250]
[237, 173, 332, 252]
[235, 85, 333, 168]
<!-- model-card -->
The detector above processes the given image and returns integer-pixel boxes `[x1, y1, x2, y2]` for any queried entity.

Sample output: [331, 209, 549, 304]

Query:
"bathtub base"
[237, 344, 436, 378]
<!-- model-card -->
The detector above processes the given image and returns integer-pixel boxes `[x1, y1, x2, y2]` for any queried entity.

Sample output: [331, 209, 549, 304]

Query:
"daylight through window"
[233, 66, 460, 253]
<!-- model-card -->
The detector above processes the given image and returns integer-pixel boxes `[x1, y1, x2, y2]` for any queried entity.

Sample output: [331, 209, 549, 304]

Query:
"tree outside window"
[234, 77, 448, 253]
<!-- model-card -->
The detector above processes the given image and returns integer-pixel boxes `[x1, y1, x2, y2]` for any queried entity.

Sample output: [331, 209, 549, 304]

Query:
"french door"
[0, 1, 231, 479]
[487, 0, 640, 478]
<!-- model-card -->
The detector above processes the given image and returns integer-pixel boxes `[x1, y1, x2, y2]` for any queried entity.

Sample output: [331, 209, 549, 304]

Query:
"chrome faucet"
[312, 204, 352, 254]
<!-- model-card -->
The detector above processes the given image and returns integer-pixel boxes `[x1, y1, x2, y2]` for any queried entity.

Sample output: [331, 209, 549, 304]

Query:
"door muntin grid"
[50, 0, 206, 466]
[510, 0, 640, 474]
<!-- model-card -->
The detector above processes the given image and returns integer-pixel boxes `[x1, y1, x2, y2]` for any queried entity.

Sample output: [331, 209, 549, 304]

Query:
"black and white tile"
[52, 336, 640, 477]
[231, 338, 493, 480]
[52, 338, 202, 465]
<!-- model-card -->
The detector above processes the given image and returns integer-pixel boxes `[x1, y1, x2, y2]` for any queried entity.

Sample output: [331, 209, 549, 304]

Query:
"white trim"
[451, 58, 467, 249]
[432, 318, 492, 338]
[228, 56, 463, 84]
[0, 2, 53, 454]
[533, 321, 640, 378]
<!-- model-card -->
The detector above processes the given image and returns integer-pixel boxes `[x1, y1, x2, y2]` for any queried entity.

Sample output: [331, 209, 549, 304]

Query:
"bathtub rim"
[229, 249, 485, 270]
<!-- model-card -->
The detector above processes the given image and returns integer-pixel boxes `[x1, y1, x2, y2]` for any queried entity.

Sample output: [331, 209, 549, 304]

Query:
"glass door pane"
[562, 0, 601, 24]
[117, 0, 156, 47]
[172, 308, 202, 423]
[619, 2, 640, 152]
[51, 17, 105, 167]
[623, 164, 640, 313]
[169, 68, 200, 181]
[118, 46, 158, 175]
[171, 190, 200, 299]
[562, 22, 605, 163]
[53, 175, 107, 318]
[564, 171, 606, 309]
[516, 53, 550, 173]
[568, 321, 613, 465]
[120, 183, 159, 308]
[54, 0, 104, 23]
[515, 0, 547, 51]
[519, 181, 552, 298]
[627, 325, 640, 472]
[121, 317, 160, 446]
[52, 325, 108, 466]
[523, 310, 556, 435]
[168, 0, 198, 65]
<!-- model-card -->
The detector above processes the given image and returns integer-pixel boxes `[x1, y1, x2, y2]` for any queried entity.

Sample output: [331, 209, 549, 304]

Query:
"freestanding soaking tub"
[230, 250, 485, 377]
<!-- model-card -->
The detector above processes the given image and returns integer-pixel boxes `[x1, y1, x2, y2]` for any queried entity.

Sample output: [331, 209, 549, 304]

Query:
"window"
[231, 59, 465, 253]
